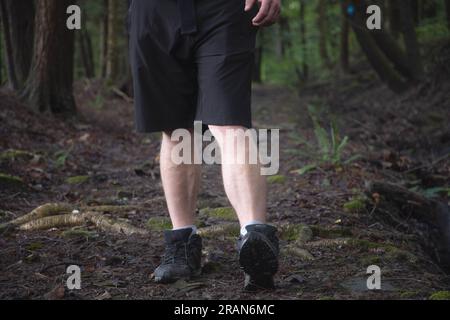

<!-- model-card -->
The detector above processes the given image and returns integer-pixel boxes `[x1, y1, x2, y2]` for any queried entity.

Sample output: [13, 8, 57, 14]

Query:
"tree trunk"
[387, 0, 401, 38]
[400, 0, 424, 81]
[371, 29, 414, 80]
[299, 0, 308, 80]
[349, 0, 410, 93]
[340, 1, 350, 73]
[101, 0, 108, 78]
[79, 29, 95, 78]
[445, 0, 450, 30]
[0, 0, 34, 89]
[22, 0, 76, 115]
[0, 0, 18, 89]
[316, 0, 331, 68]
[278, 16, 291, 57]
[106, 0, 120, 83]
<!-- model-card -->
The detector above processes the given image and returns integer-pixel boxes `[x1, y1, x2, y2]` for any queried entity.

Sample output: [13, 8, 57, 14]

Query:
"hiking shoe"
[154, 228, 202, 283]
[237, 224, 279, 291]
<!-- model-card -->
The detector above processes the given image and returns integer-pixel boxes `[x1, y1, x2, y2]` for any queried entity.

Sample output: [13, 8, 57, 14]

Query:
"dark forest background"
[1, 0, 450, 300]
[0, 0, 449, 114]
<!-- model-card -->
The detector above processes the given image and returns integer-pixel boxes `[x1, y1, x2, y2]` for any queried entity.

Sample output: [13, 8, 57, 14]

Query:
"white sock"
[173, 225, 197, 236]
[240, 220, 264, 236]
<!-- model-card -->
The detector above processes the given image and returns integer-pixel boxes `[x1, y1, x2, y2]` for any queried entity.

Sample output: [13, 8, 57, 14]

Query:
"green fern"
[292, 104, 360, 175]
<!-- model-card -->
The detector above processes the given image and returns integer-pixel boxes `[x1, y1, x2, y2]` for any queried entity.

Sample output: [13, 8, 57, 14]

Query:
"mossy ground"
[66, 175, 90, 185]
[146, 217, 172, 231]
[199, 207, 236, 221]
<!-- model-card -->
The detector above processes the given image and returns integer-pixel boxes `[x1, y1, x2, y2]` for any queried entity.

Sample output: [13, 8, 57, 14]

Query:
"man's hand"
[245, 0, 281, 27]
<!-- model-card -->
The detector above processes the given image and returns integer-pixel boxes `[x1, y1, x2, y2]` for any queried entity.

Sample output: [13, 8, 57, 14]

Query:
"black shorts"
[129, 0, 258, 133]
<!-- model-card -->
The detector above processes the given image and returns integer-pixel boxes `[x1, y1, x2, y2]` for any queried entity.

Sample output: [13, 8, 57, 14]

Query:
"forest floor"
[1, 68, 450, 300]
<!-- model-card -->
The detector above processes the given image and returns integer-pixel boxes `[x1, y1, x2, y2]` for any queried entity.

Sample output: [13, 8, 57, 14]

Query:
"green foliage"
[429, 291, 450, 300]
[54, 148, 72, 168]
[291, 104, 360, 175]
[421, 187, 450, 199]
[266, 175, 287, 184]
[343, 196, 368, 213]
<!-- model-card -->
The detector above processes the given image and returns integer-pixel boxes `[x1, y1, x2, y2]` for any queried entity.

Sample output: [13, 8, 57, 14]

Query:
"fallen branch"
[368, 181, 439, 222]
[112, 87, 133, 103]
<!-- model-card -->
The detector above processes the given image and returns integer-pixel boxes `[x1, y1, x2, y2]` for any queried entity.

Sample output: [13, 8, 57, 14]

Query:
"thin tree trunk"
[85, 29, 95, 78]
[5, 0, 34, 85]
[387, 0, 401, 38]
[101, 0, 108, 78]
[79, 29, 95, 78]
[0, 0, 18, 89]
[0, 0, 34, 89]
[317, 0, 331, 69]
[445, 0, 450, 30]
[106, 0, 120, 83]
[340, 1, 350, 73]
[400, 0, 424, 81]
[22, 0, 76, 115]
[299, 0, 308, 80]
[278, 16, 291, 57]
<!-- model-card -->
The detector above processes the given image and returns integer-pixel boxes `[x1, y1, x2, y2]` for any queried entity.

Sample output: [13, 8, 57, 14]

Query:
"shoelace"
[162, 242, 188, 265]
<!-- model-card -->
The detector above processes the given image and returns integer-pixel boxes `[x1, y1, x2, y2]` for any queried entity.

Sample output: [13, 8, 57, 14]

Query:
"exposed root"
[305, 238, 351, 248]
[19, 214, 85, 231]
[84, 212, 148, 236]
[4, 203, 148, 236]
[283, 246, 315, 261]
[9, 203, 72, 226]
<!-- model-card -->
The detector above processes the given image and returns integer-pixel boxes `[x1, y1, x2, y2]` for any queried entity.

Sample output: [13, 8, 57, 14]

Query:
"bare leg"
[160, 130, 201, 229]
[208, 125, 267, 226]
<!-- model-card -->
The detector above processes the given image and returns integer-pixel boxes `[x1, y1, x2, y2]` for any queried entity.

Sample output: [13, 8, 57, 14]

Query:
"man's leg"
[208, 125, 279, 291]
[207, 125, 267, 226]
[160, 130, 201, 229]
[153, 130, 203, 283]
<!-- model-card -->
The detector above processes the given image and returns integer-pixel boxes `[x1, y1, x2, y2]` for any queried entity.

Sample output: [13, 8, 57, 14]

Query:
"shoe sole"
[239, 232, 278, 278]
[154, 268, 202, 284]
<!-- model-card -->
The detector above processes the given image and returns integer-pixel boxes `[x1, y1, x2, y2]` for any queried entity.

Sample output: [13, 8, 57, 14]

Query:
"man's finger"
[271, 4, 281, 23]
[252, 0, 272, 25]
[245, 0, 257, 11]
[262, 2, 279, 25]
[259, 3, 280, 26]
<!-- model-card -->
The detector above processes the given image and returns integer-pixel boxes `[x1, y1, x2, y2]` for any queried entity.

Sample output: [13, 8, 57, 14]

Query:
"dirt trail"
[0, 80, 449, 300]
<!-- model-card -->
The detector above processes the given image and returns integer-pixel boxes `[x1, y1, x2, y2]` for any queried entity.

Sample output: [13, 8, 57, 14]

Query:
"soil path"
[0, 81, 449, 300]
